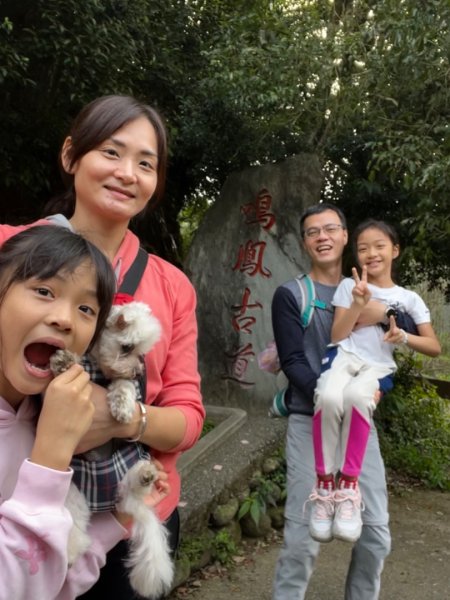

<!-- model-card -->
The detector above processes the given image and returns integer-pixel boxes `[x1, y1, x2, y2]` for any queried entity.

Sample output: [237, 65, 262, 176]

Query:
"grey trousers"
[272, 414, 391, 600]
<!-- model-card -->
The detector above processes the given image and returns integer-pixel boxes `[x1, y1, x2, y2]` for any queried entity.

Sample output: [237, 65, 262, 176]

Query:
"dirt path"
[170, 489, 449, 599]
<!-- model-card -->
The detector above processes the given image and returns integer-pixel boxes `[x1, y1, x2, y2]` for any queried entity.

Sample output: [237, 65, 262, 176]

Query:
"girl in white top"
[308, 219, 440, 544]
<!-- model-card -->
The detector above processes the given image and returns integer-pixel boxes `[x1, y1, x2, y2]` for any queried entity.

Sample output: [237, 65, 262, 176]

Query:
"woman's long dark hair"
[0, 225, 116, 347]
[44, 95, 168, 219]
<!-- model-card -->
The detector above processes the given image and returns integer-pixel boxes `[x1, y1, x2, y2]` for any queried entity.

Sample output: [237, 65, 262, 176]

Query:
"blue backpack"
[259, 274, 326, 417]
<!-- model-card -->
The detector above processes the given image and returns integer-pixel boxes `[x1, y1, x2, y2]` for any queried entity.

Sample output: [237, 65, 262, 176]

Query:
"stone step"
[177, 413, 287, 536]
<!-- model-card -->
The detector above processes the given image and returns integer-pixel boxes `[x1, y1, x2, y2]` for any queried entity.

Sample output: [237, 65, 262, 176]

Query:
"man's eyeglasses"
[303, 224, 345, 239]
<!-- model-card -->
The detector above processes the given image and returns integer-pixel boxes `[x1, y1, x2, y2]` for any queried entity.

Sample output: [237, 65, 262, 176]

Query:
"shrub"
[211, 530, 237, 565]
[375, 351, 450, 490]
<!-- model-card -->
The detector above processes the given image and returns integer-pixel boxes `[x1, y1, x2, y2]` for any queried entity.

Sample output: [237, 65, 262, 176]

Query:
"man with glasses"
[271, 203, 391, 600]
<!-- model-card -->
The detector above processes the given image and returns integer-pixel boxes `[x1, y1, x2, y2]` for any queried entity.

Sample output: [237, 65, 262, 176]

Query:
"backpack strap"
[118, 247, 148, 295]
[294, 273, 327, 328]
[117, 247, 149, 402]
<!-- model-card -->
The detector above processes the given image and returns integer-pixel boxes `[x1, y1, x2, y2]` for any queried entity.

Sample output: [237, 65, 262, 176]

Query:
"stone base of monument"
[179, 405, 247, 477]
[176, 409, 287, 540]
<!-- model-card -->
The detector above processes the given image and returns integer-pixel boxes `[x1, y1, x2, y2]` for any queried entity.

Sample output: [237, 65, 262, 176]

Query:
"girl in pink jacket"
[0, 225, 168, 599]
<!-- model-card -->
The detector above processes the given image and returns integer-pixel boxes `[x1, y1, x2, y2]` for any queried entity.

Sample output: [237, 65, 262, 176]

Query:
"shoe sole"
[332, 528, 362, 543]
[309, 529, 334, 543]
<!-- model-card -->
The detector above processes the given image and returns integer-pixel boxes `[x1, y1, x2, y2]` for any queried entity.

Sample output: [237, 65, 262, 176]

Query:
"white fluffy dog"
[51, 301, 174, 599]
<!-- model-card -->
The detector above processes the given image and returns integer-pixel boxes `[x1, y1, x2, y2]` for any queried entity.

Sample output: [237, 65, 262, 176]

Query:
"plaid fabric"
[71, 441, 151, 512]
[70, 356, 149, 512]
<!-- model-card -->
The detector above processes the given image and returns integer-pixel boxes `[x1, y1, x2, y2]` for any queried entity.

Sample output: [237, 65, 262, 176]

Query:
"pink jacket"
[0, 222, 205, 521]
[0, 395, 127, 599]
[110, 229, 205, 520]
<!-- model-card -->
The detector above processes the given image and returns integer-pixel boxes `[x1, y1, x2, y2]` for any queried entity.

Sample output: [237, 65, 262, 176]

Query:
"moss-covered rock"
[240, 511, 272, 538]
[210, 496, 239, 527]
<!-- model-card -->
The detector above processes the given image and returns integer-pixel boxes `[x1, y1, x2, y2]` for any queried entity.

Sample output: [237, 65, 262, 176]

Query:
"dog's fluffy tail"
[117, 460, 174, 598]
[126, 509, 174, 599]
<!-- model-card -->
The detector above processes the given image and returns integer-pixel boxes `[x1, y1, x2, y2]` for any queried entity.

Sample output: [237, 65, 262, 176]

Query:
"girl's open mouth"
[24, 343, 61, 376]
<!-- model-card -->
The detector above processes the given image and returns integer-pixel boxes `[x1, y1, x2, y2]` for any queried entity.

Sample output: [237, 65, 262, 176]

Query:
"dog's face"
[90, 302, 161, 379]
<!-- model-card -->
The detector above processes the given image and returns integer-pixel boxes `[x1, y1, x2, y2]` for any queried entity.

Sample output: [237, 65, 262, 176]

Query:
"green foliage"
[238, 493, 264, 526]
[179, 0, 449, 281]
[178, 193, 212, 260]
[211, 529, 237, 566]
[200, 418, 216, 438]
[238, 457, 287, 525]
[409, 276, 450, 356]
[375, 352, 450, 490]
[178, 532, 212, 565]
[1, 0, 449, 275]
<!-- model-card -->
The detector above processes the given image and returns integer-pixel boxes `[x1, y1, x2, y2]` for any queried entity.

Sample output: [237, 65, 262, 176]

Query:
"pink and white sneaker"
[332, 483, 364, 543]
[307, 486, 335, 543]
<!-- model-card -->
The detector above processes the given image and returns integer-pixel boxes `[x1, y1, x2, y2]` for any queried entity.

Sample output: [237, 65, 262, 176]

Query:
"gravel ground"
[169, 488, 449, 600]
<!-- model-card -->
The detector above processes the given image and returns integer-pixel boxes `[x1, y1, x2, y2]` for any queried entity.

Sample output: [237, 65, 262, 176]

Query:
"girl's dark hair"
[300, 203, 347, 237]
[45, 95, 168, 218]
[352, 219, 400, 255]
[0, 225, 116, 347]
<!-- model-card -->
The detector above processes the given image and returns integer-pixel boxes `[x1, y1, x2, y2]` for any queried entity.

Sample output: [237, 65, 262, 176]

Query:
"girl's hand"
[383, 315, 404, 345]
[351, 266, 371, 307]
[31, 364, 94, 471]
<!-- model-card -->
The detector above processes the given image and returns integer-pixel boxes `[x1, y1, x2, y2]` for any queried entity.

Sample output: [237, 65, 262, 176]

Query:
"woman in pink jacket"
[0, 95, 205, 598]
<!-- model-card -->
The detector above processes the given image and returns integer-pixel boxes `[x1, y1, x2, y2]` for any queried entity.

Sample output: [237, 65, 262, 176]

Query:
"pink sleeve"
[0, 223, 30, 245]
[0, 220, 53, 246]
[0, 460, 125, 600]
[151, 273, 205, 453]
[60, 514, 126, 599]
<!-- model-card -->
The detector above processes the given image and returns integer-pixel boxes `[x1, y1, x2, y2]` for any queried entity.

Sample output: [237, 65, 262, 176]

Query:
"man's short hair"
[300, 203, 347, 238]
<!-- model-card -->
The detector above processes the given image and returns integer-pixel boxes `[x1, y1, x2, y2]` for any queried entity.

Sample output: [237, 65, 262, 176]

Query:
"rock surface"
[185, 154, 323, 414]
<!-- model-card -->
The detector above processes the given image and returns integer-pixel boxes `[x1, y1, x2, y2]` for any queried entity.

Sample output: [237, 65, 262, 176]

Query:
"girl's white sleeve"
[332, 278, 354, 308]
[0, 460, 125, 600]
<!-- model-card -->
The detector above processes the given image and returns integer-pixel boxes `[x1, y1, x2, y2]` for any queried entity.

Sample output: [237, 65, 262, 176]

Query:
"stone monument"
[185, 154, 323, 414]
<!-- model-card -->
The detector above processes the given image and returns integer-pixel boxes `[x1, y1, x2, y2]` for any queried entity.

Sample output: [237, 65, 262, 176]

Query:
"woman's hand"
[143, 459, 170, 508]
[74, 383, 139, 454]
[31, 364, 94, 470]
[113, 459, 171, 528]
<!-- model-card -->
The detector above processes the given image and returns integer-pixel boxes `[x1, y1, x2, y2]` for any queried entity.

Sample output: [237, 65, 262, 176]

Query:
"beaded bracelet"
[127, 401, 147, 442]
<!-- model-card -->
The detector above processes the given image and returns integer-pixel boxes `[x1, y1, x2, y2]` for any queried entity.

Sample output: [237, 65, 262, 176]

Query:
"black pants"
[77, 509, 180, 599]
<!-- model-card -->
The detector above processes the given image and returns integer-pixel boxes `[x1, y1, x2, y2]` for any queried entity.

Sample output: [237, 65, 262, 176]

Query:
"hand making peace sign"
[351, 265, 371, 307]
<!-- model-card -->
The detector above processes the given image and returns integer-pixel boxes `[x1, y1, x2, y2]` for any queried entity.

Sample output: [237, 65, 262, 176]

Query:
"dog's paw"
[118, 460, 159, 502]
[50, 349, 80, 375]
[107, 379, 137, 423]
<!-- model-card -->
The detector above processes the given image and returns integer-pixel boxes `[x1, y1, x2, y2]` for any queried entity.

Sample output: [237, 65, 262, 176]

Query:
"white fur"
[50, 302, 173, 596]
[107, 379, 139, 423]
[116, 461, 174, 598]
[65, 484, 91, 566]
[90, 302, 161, 424]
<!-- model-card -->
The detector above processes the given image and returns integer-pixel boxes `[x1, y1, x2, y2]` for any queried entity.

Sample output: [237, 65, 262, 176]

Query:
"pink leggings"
[313, 348, 392, 477]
